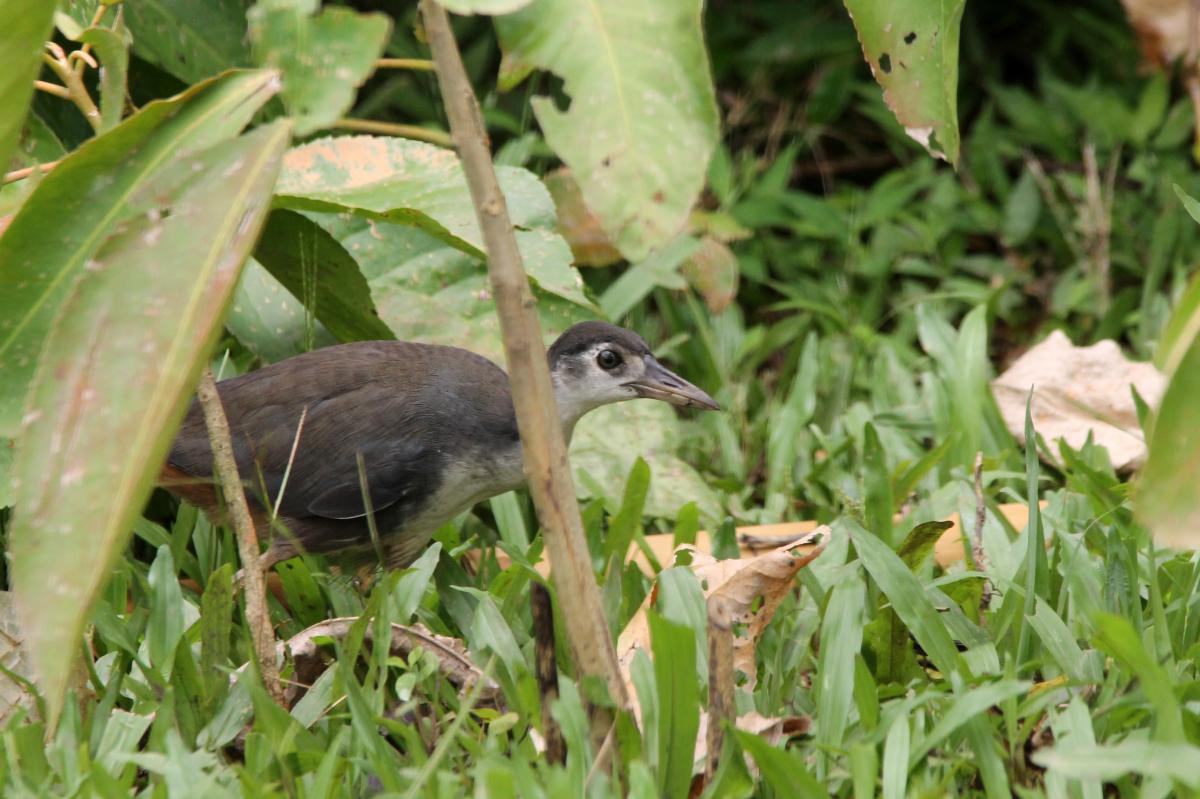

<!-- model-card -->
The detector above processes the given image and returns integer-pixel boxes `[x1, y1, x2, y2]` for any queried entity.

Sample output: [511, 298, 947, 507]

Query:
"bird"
[161, 321, 719, 572]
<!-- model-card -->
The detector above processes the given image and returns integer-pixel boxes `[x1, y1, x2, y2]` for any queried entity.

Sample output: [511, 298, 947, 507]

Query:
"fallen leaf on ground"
[616, 528, 828, 761]
[991, 330, 1165, 471]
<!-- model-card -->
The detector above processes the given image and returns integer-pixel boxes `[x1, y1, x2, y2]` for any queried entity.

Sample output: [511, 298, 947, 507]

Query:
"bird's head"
[547, 321, 719, 430]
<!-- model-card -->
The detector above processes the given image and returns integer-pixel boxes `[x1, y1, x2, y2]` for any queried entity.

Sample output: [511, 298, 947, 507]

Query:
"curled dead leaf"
[991, 330, 1165, 472]
[617, 527, 828, 732]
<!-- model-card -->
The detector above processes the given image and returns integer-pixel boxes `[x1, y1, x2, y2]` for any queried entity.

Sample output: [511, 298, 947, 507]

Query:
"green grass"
[3, 0, 1200, 796]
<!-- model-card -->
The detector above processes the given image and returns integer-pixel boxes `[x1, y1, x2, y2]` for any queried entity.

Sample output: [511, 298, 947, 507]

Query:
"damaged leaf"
[496, 0, 720, 260]
[843, 0, 966, 164]
[617, 529, 828, 754]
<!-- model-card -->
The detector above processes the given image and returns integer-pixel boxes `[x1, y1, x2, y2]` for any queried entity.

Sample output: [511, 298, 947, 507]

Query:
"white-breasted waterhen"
[161, 322, 719, 571]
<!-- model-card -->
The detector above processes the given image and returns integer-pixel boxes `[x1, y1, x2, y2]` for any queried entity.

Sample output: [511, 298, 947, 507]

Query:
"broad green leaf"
[496, 0, 719, 260]
[388, 543, 441, 622]
[604, 457, 651, 567]
[227, 259, 337, 361]
[9, 120, 291, 730]
[146, 546, 185, 675]
[735, 730, 825, 798]
[881, 714, 910, 799]
[649, 612, 700, 799]
[572, 401, 722, 523]
[850, 518, 963, 678]
[253, 210, 394, 342]
[248, 0, 390, 137]
[310, 204, 594, 362]
[124, 0, 252, 84]
[0, 70, 280, 436]
[0, 113, 66, 218]
[1154, 186, 1200, 374]
[816, 575, 864, 775]
[200, 564, 235, 712]
[276, 136, 560, 256]
[0, 0, 55, 173]
[843, 0, 966, 164]
[1138, 333, 1200, 548]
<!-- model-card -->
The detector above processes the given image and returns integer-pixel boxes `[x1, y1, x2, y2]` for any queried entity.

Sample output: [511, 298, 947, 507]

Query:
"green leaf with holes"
[495, 0, 719, 260]
[843, 0, 966, 165]
[0, 70, 280, 436]
[9, 120, 290, 730]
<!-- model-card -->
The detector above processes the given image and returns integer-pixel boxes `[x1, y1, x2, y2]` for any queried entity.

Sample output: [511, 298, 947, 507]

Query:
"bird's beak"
[627, 357, 721, 411]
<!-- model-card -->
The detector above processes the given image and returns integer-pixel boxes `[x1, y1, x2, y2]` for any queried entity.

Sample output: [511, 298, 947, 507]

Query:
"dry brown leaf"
[694, 711, 811, 763]
[617, 528, 829, 723]
[543, 167, 623, 267]
[1120, 0, 1195, 66]
[991, 330, 1165, 472]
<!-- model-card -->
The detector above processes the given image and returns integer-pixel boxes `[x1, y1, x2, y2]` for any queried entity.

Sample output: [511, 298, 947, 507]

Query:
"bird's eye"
[596, 349, 622, 370]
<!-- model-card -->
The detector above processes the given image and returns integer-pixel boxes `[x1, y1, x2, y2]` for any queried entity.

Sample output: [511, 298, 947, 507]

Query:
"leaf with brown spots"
[9, 120, 290, 730]
[843, 0, 966, 165]
[0, 70, 279, 436]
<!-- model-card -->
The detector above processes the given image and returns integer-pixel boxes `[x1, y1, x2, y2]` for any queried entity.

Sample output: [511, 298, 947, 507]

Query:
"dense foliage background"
[2, 0, 1200, 795]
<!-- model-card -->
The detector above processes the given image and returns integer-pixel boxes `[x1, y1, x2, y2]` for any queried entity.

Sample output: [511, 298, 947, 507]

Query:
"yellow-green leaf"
[0, 70, 279, 436]
[496, 0, 719, 260]
[10, 120, 291, 730]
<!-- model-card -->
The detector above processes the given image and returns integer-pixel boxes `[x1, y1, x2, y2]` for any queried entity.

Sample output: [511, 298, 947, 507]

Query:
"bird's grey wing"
[302, 440, 441, 520]
[167, 342, 433, 521]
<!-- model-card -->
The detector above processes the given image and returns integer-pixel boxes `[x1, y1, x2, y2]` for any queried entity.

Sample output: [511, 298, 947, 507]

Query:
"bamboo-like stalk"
[196, 368, 283, 704]
[531, 582, 565, 764]
[418, 0, 629, 715]
[705, 594, 735, 780]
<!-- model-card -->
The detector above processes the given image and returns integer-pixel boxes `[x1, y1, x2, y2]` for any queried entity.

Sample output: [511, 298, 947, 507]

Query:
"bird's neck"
[549, 377, 598, 444]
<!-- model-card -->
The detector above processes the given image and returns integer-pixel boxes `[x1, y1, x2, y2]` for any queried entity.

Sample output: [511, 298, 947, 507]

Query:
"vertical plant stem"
[418, 0, 628, 721]
[705, 594, 735, 781]
[531, 582, 565, 765]
[41, 50, 101, 132]
[196, 368, 283, 704]
[972, 451, 992, 613]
